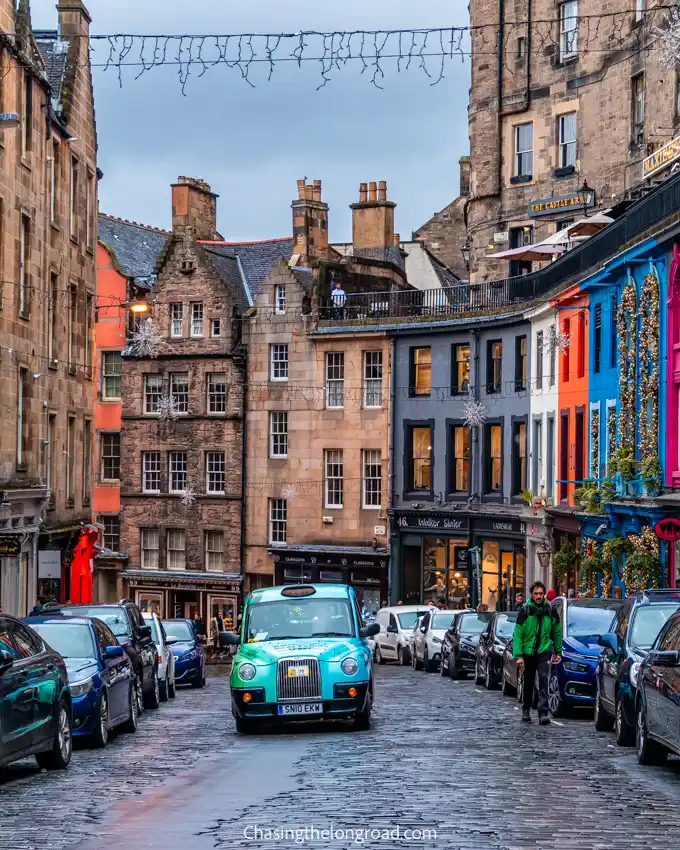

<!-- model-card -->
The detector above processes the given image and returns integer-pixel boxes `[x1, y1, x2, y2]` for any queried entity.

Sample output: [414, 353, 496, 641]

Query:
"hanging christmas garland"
[580, 537, 601, 597]
[639, 271, 660, 460]
[606, 406, 617, 478]
[617, 280, 637, 454]
[626, 525, 661, 591]
[590, 408, 600, 479]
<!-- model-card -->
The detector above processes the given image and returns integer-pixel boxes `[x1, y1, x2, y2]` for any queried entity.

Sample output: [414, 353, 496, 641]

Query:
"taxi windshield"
[244, 598, 355, 642]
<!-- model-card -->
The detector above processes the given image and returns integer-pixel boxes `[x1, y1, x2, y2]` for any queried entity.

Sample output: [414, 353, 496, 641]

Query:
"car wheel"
[474, 660, 484, 685]
[636, 700, 668, 765]
[160, 673, 169, 702]
[121, 681, 139, 734]
[447, 652, 458, 680]
[36, 700, 72, 770]
[440, 655, 447, 676]
[485, 661, 497, 690]
[548, 673, 563, 716]
[144, 670, 161, 709]
[89, 692, 109, 749]
[397, 645, 405, 666]
[423, 647, 432, 673]
[193, 666, 207, 688]
[134, 674, 144, 715]
[615, 694, 635, 746]
[375, 644, 386, 665]
[354, 691, 372, 730]
[413, 648, 424, 671]
[235, 715, 257, 734]
[501, 667, 513, 696]
[593, 683, 614, 732]
[168, 674, 176, 699]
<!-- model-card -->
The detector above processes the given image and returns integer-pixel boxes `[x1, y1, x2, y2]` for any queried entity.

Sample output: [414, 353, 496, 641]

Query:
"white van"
[373, 605, 431, 665]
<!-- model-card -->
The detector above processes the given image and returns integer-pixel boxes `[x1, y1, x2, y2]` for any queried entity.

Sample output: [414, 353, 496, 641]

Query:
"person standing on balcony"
[330, 280, 347, 319]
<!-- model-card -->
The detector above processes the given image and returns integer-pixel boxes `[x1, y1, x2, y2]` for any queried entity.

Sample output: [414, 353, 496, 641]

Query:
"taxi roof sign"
[281, 585, 317, 597]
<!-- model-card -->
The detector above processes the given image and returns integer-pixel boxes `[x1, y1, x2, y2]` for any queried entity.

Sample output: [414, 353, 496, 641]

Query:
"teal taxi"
[220, 584, 379, 733]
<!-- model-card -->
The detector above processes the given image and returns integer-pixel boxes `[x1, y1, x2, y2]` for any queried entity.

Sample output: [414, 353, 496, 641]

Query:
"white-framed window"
[191, 302, 204, 337]
[144, 375, 163, 414]
[324, 449, 344, 508]
[206, 452, 226, 494]
[558, 113, 577, 168]
[141, 528, 159, 569]
[207, 373, 227, 413]
[100, 433, 121, 480]
[19, 215, 30, 316]
[325, 352, 345, 408]
[270, 344, 289, 381]
[269, 499, 287, 544]
[269, 411, 288, 458]
[211, 317, 221, 337]
[142, 451, 161, 493]
[362, 449, 382, 509]
[363, 351, 383, 408]
[102, 352, 122, 399]
[167, 529, 186, 571]
[170, 372, 189, 413]
[99, 515, 120, 552]
[169, 452, 188, 493]
[170, 303, 183, 338]
[632, 73, 645, 147]
[205, 531, 225, 571]
[514, 123, 533, 177]
[559, 1, 578, 61]
[275, 285, 286, 314]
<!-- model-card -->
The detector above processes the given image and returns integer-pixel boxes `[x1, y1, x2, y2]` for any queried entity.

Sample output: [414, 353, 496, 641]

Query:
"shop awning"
[124, 569, 242, 583]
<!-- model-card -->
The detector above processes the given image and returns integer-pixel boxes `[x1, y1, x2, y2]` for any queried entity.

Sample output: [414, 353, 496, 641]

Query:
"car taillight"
[158, 654, 163, 665]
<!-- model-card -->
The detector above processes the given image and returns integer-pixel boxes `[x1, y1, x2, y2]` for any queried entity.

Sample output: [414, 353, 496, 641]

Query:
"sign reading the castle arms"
[528, 192, 590, 218]
[0, 537, 21, 557]
[643, 137, 680, 180]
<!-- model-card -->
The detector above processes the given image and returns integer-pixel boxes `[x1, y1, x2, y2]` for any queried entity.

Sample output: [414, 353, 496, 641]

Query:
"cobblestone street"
[2, 666, 680, 849]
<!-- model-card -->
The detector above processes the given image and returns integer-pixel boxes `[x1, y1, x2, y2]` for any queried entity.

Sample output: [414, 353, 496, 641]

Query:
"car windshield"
[630, 604, 680, 651]
[144, 617, 160, 642]
[397, 611, 428, 630]
[460, 613, 492, 635]
[61, 607, 131, 638]
[431, 611, 456, 629]
[244, 598, 354, 642]
[30, 623, 95, 658]
[163, 621, 194, 642]
[495, 614, 517, 638]
[566, 605, 616, 639]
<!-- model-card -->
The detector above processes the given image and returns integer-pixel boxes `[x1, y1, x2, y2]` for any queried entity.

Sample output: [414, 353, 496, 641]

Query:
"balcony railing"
[320, 168, 680, 323]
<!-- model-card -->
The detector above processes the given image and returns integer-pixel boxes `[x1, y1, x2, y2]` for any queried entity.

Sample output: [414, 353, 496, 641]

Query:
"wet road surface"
[2, 664, 680, 849]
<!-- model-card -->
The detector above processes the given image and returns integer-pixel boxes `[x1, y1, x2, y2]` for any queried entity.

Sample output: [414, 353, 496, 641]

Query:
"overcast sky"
[31, 0, 469, 242]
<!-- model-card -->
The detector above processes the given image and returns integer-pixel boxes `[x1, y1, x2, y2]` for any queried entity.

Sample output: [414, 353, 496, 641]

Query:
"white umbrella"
[486, 243, 566, 261]
[568, 213, 614, 237]
[537, 228, 589, 249]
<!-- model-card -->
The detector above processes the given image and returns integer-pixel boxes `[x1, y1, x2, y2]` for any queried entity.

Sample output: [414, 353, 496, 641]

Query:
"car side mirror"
[137, 625, 152, 640]
[104, 645, 124, 659]
[219, 630, 241, 647]
[360, 623, 380, 638]
[597, 633, 618, 655]
[648, 649, 680, 667]
[386, 624, 398, 634]
[0, 649, 13, 673]
[165, 636, 178, 646]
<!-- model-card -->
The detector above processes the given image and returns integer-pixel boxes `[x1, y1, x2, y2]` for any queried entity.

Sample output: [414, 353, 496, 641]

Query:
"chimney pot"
[359, 183, 368, 203]
[378, 181, 387, 202]
[312, 179, 322, 201]
[368, 182, 377, 202]
[393, 233, 400, 246]
[297, 179, 305, 199]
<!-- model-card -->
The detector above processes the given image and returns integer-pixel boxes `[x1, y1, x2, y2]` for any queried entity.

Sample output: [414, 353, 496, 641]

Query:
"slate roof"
[290, 266, 314, 292]
[201, 247, 251, 313]
[98, 215, 170, 289]
[427, 248, 461, 287]
[200, 238, 294, 298]
[33, 31, 69, 110]
[353, 245, 406, 273]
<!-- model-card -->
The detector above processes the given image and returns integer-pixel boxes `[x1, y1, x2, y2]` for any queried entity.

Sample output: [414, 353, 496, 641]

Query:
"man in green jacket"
[513, 581, 562, 725]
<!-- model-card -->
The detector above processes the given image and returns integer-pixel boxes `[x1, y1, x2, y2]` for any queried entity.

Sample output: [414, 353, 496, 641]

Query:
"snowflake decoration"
[180, 487, 197, 507]
[129, 318, 163, 358]
[546, 327, 571, 355]
[282, 484, 297, 500]
[156, 395, 183, 421]
[462, 399, 488, 428]
[653, 9, 680, 70]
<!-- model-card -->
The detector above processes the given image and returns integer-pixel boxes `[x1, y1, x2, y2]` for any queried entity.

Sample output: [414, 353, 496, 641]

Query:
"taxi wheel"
[354, 692, 372, 730]
[235, 716, 257, 734]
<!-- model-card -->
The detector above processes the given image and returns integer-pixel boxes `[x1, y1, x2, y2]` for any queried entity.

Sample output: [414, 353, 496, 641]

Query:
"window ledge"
[66, 498, 75, 508]
[403, 492, 435, 502]
[68, 365, 77, 376]
[48, 361, 58, 371]
[51, 220, 61, 233]
[553, 165, 576, 178]
[20, 155, 32, 172]
[18, 312, 30, 322]
[70, 234, 79, 246]
[481, 493, 502, 503]
[510, 174, 532, 185]
[16, 463, 27, 474]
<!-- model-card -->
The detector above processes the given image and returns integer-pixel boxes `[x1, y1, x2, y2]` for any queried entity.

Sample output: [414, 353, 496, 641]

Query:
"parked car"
[636, 608, 680, 766]
[162, 618, 206, 688]
[412, 608, 458, 672]
[594, 590, 680, 745]
[0, 614, 72, 770]
[219, 583, 380, 733]
[547, 597, 623, 716]
[59, 601, 159, 713]
[373, 605, 430, 665]
[475, 611, 518, 690]
[440, 610, 491, 679]
[25, 615, 137, 747]
[142, 612, 177, 701]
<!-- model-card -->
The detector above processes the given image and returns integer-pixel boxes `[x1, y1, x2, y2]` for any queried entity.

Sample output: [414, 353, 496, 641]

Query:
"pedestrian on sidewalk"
[546, 588, 557, 604]
[513, 581, 562, 726]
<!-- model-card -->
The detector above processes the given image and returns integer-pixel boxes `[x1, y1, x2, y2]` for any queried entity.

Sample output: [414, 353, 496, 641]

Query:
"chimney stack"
[350, 181, 397, 253]
[57, 0, 91, 38]
[171, 176, 218, 241]
[291, 178, 329, 265]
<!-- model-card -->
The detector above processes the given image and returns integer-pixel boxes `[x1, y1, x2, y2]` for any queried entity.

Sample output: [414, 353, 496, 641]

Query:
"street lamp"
[128, 300, 150, 315]
[537, 543, 552, 570]
[580, 179, 596, 216]
[460, 239, 471, 271]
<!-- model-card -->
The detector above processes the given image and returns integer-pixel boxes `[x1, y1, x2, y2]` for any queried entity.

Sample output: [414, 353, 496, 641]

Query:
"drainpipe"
[239, 348, 248, 610]
[388, 335, 397, 604]
[468, 329, 481, 509]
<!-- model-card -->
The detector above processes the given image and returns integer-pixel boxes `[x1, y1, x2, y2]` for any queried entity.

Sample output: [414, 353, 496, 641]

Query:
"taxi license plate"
[287, 665, 309, 678]
[278, 703, 322, 716]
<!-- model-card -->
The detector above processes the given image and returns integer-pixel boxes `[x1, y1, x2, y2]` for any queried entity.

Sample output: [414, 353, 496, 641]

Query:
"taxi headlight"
[69, 678, 93, 698]
[341, 657, 359, 676]
[238, 663, 256, 681]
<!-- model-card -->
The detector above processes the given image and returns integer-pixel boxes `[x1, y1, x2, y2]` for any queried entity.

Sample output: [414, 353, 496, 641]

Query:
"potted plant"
[639, 455, 662, 497]
[613, 448, 636, 495]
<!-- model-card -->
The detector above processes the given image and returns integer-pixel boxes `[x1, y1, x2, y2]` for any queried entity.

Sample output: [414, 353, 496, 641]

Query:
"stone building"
[0, 0, 97, 615]
[461, 1, 678, 281]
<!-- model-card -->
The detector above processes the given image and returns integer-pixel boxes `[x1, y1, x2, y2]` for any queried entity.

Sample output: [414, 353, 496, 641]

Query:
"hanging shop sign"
[454, 547, 469, 571]
[643, 137, 680, 180]
[271, 550, 388, 569]
[38, 550, 62, 579]
[395, 512, 469, 532]
[653, 518, 680, 541]
[0, 536, 21, 557]
[528, 191, 593, 218]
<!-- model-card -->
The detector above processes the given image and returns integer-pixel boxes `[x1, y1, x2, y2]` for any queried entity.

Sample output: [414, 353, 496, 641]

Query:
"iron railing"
[320, 169, 680, 322]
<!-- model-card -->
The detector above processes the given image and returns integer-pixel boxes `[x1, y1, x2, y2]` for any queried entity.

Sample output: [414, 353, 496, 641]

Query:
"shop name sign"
[397, 513, 469, 532]
[528, 192, 591, 218]
[474, 517, 526, 535]
[643, 137, 680, 180]
[0, 536, 20, 557]
[654, 518, 680, 541]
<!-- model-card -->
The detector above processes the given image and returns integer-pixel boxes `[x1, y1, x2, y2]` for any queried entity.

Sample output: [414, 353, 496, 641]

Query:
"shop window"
[482, 542, 500, 610]
[451, 344, 470, 395]
[406, 423, 433, 494]
[448, 424, 470, 494]
[486, 340, 503, 394]
[512, 419, 527, 496]
[514, 335, 527, 391]
[483, 423, 503, 494]
[409, 347, 432, 396]
[423, 538, 447, 605]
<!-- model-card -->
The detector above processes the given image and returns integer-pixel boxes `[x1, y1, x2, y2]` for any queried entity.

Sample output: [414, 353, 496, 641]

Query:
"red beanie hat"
[546, 589, 557, 602]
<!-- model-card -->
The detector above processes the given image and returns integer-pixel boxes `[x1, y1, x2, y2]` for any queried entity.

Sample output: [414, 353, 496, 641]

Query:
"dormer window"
[275, 285, 286, 314]
[180, 258, 196, 274]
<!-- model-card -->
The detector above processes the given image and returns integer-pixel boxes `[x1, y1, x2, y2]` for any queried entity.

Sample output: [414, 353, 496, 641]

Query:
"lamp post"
[537, 542, 552, 572]
[460, 239, 471, 272]
[580, 179, 596, 217]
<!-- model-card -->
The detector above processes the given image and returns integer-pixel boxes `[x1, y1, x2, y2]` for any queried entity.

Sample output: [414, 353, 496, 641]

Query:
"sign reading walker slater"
[528, 192, 591, 218]
[395, 513, 469, 533]
[643, 136, 680, 180]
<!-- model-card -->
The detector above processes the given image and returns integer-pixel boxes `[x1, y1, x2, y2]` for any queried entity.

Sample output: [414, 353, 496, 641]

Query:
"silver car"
[142, 612, 177, 701]
[373, 606, 431, 665]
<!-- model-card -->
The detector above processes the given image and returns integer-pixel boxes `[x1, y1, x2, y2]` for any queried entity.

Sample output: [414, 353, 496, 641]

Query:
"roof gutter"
[235, 254, 254, 307]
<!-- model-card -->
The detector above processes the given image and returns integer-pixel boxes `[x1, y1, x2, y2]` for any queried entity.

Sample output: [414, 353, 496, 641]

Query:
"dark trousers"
[522, 651, 552, 715]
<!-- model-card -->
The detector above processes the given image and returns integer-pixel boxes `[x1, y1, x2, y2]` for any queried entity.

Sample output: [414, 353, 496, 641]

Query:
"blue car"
[547, 597, 623, 716]
[161, 619, 206, 688]
[25, 615, 137, 747]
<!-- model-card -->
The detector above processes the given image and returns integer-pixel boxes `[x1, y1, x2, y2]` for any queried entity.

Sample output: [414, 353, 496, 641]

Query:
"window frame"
[514, 123, 533, 177]
[483, 420, 504, 498]
[207, 373, 227, 414]
[361, 449, 382, 510]
[446, 419, 471, 497]
[532, 417, 543, 495]
[210, 317, 221, 337]
[593, 302, 602, 374]
[275, 285, 286, 315]
[269, 498, 287, 545]
[170, 303, 183, 338]
[404, 420, 435, 499]
[205, 530, 225, 571]
[142, 451, 162, 494]
[143, 374, 163, 415]
[324, 449, 344, 509]
[451, 343, 471, 395]
[168, 451, 188, 494]
[100, 432, 121, 481]
[190, 302, 204, 337]
[325, 351, 345, 409]
[511, 416, 528, 497]
[486, 339, 503, 394]
[166, 529, 187, 572]
[363, 350, 383, 409]
[170, 372, 189, 414]
[559, 0, 579, 62]
[558, 112, 577, 168]
[69, 155, 79, 240]
[514, 335, 527, 392]
[409, 346, 432, 397]
[632, 72, 645, 147]
[140, 528, 160, 570]
[205, 451, 226, 495]
[535, 331, 544, 391]
[270, 343, 289, 382]
[269, 411, 289, 459]
[101, 351, 123, 400]
[98, 514, 121, 553]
